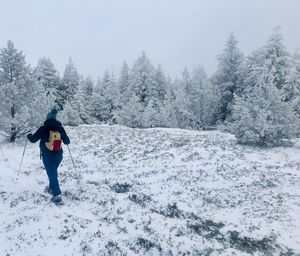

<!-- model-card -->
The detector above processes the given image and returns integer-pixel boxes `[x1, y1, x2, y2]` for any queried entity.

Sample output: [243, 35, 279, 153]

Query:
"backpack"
[45, 130, 62, 151]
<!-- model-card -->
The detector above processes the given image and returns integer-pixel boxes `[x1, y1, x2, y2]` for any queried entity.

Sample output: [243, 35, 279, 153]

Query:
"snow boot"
[51, 195, 64, 206]
[44, 186, 53, 195]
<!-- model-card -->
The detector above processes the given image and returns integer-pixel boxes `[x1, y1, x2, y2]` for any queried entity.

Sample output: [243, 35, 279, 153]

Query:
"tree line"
[0, 29, 299, 146]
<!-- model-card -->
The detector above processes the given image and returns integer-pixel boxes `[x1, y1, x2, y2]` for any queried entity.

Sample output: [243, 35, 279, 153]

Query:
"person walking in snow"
[27, 108, 70, 205]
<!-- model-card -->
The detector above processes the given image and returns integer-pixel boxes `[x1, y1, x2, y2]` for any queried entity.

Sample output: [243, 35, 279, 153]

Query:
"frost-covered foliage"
[232, 29, 298, 146]
[1, 30, 300, 147]
[187, 67, 218, 128]
[115, 95, 143, 128]
[78, 76, 95, 124]
[115, 53, 169, 128]
[290, 52, 300, 122]
[58, 58, 80, 108]
[129, 52, 157, 106]
[171, 68, 218, 130]
[232, 81, 297, 146]
[90, 71, 118, 123]
[0, 41, 53, 142]
[33, 57, 60, 103]
[262, 29, 291, 92]
[212, 33, 244, 123]
[60, 101, 82, 126]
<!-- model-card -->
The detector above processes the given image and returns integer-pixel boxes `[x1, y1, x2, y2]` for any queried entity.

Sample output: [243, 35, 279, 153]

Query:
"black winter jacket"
[27, 119, 70, 156]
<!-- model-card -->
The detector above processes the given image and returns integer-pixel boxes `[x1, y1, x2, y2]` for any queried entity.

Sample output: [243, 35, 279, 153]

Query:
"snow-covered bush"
[232, 81, 297, 147]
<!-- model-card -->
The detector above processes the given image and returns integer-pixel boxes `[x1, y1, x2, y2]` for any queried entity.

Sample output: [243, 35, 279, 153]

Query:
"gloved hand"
[27, 133, 33, 141]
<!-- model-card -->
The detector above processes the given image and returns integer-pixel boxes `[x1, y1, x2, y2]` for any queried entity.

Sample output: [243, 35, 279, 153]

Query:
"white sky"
[0, 0, 299, 80]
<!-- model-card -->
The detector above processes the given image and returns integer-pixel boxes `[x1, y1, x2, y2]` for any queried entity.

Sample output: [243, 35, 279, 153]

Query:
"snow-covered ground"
[0, 125, 300, 256]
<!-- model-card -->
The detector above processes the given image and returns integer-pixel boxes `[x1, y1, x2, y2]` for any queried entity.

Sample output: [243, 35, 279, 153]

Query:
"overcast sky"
[0, 0, 299, 80]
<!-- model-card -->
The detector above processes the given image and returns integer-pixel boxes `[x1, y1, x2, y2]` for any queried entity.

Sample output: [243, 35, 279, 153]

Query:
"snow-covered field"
[0, 125, 299, 256]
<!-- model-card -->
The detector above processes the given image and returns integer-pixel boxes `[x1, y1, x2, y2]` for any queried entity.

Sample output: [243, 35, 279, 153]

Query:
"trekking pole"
[0, 145, 8, 161]
[18, 139, 28, 175]
[67, 145, 76, 169]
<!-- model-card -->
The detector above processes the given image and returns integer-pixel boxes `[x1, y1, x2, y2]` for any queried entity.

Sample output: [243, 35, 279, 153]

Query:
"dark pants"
[42, 153, 63, 197]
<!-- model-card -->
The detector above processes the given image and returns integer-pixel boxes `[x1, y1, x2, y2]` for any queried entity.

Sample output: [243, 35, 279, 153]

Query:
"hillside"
[0, 125, 300, 255]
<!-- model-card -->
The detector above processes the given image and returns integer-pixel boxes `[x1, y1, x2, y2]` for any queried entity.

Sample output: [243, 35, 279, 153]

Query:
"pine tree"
[129, 52, 155, 106]
[59, 75, 96, 126]
[29, 79, 56, 127]
[115, 95, 143, 128]
[80, 76, 94, 123]
[290, 52, 300, 128]
[142, 99, 161, 128]
[0, 41, 54, 141]
[58, 57, 80, 109]
[60, 98, 82, 126]
[118, 53, 170, 128]
[33, 57, 60, 106]
[232, 79, 297, 146]
[158, 76, 178, 128]
[152, 65, 167, 102]
[232, 31, 298, 146]
[89, 82, 104, 123]
[175, 67, 218, 129]
[173, 71, 195, 129]
[262, 28, 291, 93]
[213, 33, 244, 123]
[140, 65, 168, 128]
[89, 71, 118, 123]
[190, 67, 218, 127]
[0, 41, 32, 142]
[242, 29, 296, 102]
[116, 62, 131, 117]
[160, 93, 178, 128]
[118, 61, 130, 97]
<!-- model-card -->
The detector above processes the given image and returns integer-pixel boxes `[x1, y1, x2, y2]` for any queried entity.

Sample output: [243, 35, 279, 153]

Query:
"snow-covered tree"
[158, 76, 178, 128]
[140, 65, 168, 128]
[89, 71, 118, 123]
[33, 57, 60, 103]
[240, 47, 266, 95]
[172, 72, 195, 129]
[172, 67, 218, 129]
[59, 75, 96, 126]
[189, 67, 218, 127]
[244, 29, 297, 100]
[289, 52, 300, 129]
[232, 79, 297, 146]
[89, 79, 104, 122]
[231, 31, 298, 146]
[29, 80, 56, 127]
[118, 61, 130, 98]
[0, 41, 54, 141]
[105, 72, 119, 123]
[59, 99, 82, 126]
[212, 33, 244, 123]
[115, 61, 131, 117]
[129, 52, 156, 106]
[152, 65, 167, 102]
[115, 94, 143, 128]
[117, 53, 170, 128]
[79, 76, 94, 123]
[0, 41, 32, 141]
[58, 58, 80, 109]
[263, 28, 291, 92]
